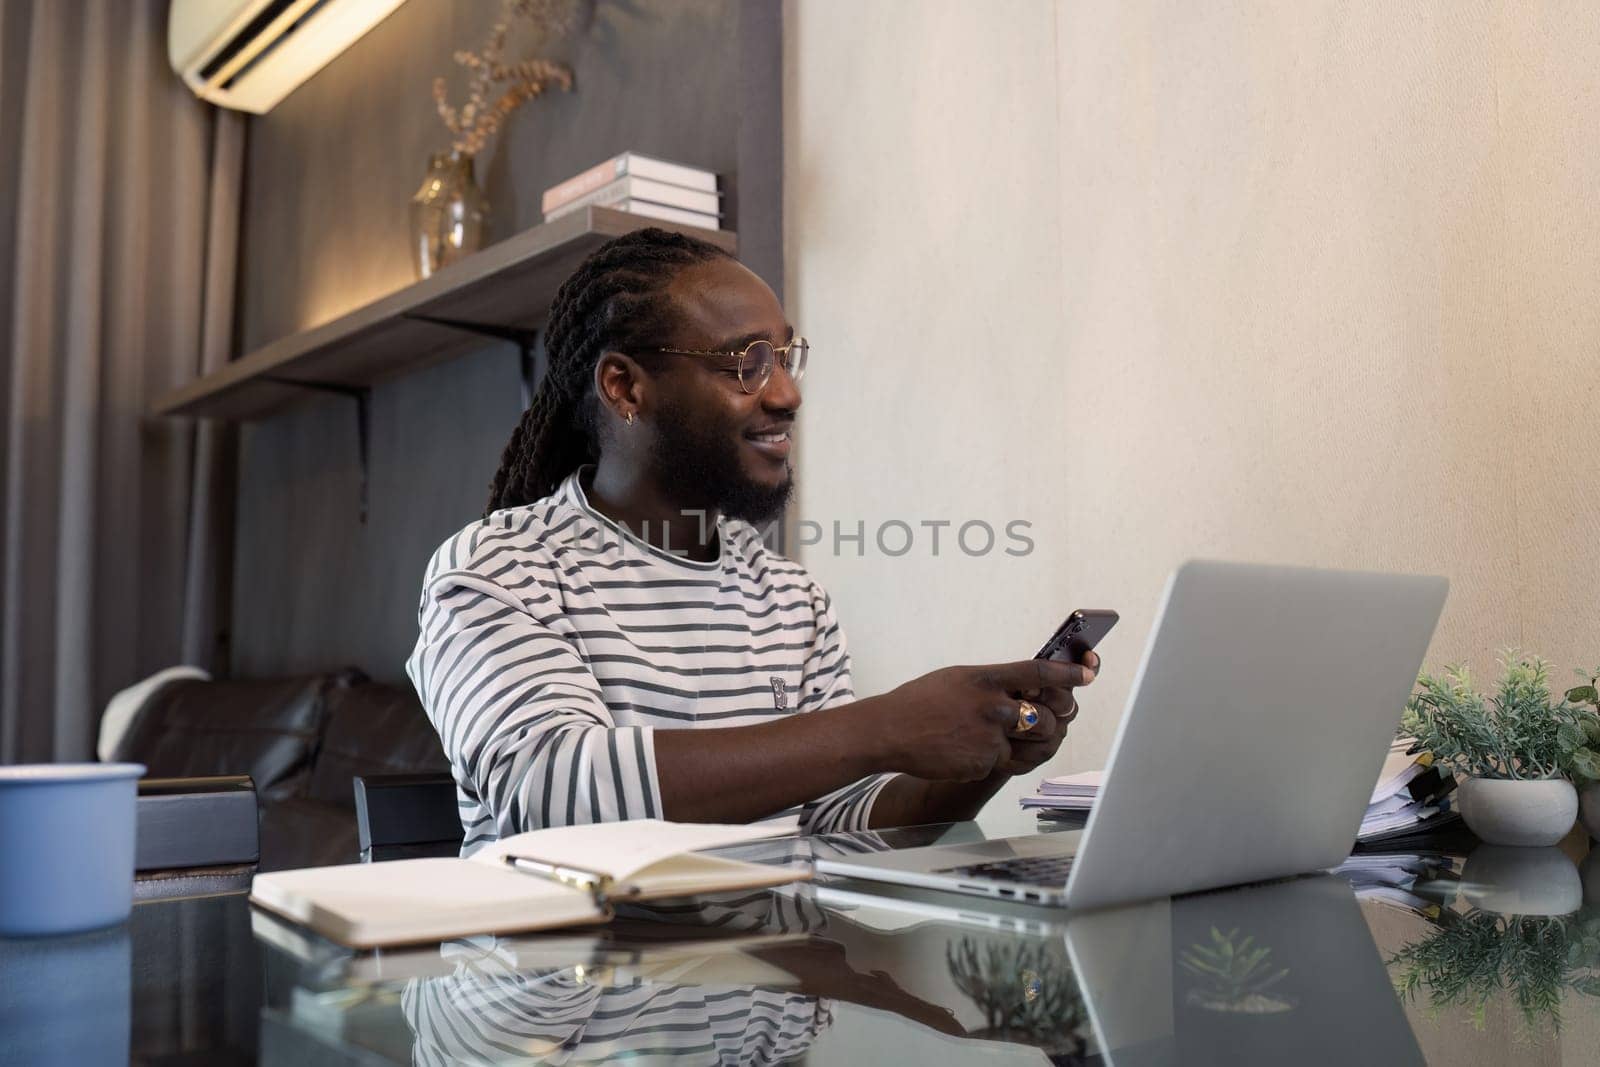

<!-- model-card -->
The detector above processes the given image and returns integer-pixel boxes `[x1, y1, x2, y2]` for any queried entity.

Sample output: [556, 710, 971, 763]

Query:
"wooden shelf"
[151, 207, 738, 421]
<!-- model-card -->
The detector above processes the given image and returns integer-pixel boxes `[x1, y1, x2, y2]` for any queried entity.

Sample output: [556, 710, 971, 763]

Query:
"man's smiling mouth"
[745, 424, 793, 459]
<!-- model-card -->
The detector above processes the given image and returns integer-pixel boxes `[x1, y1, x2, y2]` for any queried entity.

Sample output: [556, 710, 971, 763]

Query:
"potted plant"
[1562, 667, 1600, 839]
[1401, 654, 1600, 846]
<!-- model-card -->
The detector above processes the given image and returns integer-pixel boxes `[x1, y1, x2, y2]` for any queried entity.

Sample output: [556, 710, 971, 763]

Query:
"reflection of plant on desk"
[1179, 927, 1296, 1014]
[947, 937, 1090, 1054]
[1389, 909, 1600, 1035]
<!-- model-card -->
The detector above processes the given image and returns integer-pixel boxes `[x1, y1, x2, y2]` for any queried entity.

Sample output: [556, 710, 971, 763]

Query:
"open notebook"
[250, 819, 808, 948]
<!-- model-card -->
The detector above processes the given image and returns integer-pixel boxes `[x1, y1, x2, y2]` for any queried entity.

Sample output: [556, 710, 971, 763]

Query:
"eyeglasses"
[654, 336, 809, 395]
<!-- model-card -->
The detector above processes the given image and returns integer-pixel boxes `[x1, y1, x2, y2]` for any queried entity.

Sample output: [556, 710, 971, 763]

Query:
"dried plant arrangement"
[433, 0, 577, 157]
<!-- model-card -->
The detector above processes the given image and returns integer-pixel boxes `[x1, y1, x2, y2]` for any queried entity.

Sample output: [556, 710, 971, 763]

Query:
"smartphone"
[1035, 609, 1119, 664]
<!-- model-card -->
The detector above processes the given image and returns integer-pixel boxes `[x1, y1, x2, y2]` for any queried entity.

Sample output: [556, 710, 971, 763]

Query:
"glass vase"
[409, 151, 488, 279]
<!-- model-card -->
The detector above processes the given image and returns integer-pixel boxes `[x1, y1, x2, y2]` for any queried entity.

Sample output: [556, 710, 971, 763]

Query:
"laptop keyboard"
[935, 854, 1075, 885]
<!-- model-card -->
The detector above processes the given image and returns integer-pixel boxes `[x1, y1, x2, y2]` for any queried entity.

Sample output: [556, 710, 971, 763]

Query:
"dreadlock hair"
[484, 227, 734, 516]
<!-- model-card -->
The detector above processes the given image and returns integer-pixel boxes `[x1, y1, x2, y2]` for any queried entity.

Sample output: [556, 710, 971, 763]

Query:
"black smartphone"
[1035, 609, 1119, 664]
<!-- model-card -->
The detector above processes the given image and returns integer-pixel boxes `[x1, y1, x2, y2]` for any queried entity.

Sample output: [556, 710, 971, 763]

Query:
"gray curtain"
[0, 0, 242, 762]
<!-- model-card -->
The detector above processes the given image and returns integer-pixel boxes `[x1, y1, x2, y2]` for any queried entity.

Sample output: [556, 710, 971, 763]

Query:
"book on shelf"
[542, 152, 717, 215]
[545, 174, 721, 219]
[550, 198, 721, 231]
[250, 819, 807, 949]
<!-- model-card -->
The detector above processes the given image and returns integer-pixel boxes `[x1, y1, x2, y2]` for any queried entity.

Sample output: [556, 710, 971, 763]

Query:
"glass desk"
[6, 820, 1600, 1065]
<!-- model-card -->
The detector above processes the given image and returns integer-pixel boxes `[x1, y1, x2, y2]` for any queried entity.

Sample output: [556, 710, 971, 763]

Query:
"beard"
[648, 396, 793, 525]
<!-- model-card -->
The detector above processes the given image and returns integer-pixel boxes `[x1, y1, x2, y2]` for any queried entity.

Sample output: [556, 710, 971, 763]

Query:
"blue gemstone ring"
[1016, 701, 1041, 732]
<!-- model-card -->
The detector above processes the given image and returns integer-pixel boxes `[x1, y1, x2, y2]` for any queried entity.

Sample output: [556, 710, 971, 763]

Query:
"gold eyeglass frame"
[655, 336, 808, 394]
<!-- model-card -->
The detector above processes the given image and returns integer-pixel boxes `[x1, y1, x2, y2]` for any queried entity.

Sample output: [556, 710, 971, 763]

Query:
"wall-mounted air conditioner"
[168, 0, 409, 114]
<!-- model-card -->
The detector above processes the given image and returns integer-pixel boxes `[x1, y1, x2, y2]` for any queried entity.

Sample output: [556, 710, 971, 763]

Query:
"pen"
[502, 854, 638, 902]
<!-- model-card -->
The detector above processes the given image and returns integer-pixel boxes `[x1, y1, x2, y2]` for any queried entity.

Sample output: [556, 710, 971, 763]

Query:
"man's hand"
[859, 657, 1096, 782]
[994, 649, 1100, 777]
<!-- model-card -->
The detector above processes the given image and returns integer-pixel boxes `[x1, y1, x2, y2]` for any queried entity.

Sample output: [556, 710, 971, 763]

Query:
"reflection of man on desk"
[403, 963, 835, 1066]
[399, 848, 963, 1066]
[406, 227, 1095, 850]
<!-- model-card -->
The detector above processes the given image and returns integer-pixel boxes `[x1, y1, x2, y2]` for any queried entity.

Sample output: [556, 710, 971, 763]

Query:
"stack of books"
[1022, 740, 1460, 844]
[542, 152, 722, 231]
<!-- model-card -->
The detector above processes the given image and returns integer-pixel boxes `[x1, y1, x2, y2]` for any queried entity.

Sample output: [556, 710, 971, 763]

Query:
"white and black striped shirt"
[405, 467, 891, 853]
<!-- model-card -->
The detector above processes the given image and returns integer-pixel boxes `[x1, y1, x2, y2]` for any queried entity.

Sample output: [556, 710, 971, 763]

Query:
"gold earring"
[624, 411, 635, 426]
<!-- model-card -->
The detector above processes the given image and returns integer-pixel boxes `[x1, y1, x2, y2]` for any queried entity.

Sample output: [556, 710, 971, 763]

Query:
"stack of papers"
[1018, 770, 1102, 811]
[1020, 740, 1459, 843]
[1358, 739, 1459, 843]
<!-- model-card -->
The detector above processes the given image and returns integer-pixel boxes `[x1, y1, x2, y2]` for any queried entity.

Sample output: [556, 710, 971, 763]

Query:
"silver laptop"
[815, 559, 1448, 910]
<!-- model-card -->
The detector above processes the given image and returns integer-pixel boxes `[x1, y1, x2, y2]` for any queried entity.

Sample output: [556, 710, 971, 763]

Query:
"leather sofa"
[109, 670, 450, 870]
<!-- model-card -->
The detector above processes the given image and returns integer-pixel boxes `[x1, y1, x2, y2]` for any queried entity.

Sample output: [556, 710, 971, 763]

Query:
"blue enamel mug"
[0, 763, 144, 936]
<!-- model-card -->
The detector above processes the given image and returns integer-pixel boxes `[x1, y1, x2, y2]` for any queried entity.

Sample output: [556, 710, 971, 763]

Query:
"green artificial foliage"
[1564, 666, 1600, 785]
[1399, 653, 1600, 782]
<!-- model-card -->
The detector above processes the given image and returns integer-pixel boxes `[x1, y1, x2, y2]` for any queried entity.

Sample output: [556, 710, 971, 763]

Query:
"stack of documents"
[1021, 740, 1459, 843]
[1018, 770, 1102, 811]
[1358, 739, 1459, 843]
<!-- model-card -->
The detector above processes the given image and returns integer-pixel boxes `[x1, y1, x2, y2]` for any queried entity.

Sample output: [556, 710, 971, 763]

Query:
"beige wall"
[784, 0, 1069, 819]
[785, 0, 1600, 815]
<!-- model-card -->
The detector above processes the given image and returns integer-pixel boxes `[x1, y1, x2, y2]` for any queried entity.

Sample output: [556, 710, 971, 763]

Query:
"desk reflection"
[1387, 844, 1600, 1040]
[403, 960, 832, 1064]
[390, 875, 1424, 1066]
[255, 832, 1462, 1065]
[397, 835, 976, 1065]
[1067, 875, 1424, 1066]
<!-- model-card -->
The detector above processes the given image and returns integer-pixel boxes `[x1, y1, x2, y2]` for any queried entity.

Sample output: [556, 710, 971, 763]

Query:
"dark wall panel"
[230, 0, 778, 681]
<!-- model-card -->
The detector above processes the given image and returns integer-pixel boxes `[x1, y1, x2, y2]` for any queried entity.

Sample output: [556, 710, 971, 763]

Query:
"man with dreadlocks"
[405, 228, 1096, 852]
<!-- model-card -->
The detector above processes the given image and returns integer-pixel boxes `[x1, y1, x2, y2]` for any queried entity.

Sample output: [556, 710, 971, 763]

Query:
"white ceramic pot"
[1579, 782, 1600, 840]
[1460, 845, 1582, 916]
[1457, 777, 1577, 847]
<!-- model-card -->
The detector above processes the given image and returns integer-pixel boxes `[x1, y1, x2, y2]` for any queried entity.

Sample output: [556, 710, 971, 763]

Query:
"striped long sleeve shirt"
[405, 467, 892, 854]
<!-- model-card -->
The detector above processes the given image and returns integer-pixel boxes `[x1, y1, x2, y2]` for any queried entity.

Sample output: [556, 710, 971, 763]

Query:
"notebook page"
[251, 857, 602, 948]
[467, 819, 792, 880]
